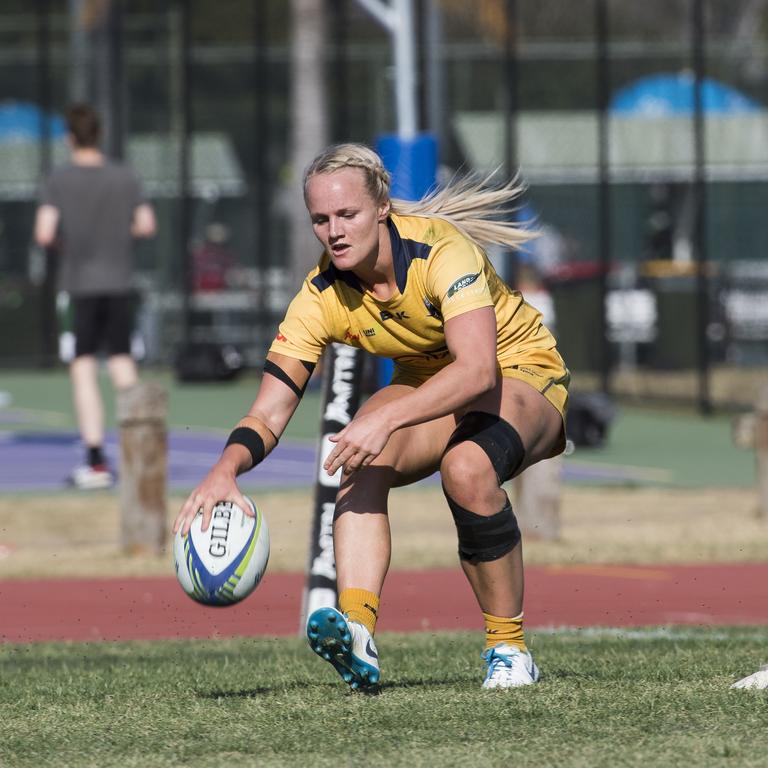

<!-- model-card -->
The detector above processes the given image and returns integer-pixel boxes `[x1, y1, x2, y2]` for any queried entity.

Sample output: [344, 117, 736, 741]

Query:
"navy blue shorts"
[73, 294, 135, 358]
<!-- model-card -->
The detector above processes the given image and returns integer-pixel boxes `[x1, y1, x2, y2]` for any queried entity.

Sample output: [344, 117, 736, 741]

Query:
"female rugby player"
[173, 143, 569, 690]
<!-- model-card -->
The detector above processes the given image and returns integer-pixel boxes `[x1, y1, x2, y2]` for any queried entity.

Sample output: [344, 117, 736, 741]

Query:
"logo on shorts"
[446, 271, 481, 299]
[275, 332, 288, 342]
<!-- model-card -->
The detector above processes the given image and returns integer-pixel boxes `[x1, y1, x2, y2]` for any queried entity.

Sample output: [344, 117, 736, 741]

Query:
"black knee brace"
[445, 411, 526, 484]
[444, 490, 521, 563]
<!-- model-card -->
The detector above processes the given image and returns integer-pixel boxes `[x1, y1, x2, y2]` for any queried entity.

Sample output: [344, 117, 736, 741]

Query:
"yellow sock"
[338, 588, 380, 636]
[483, 611, 526, 652]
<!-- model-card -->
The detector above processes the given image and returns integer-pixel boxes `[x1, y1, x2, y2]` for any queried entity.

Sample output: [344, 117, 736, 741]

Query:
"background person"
[34, 102, 157, 490]
[174, 143, 569, 691]
[191, 222, 235, 292]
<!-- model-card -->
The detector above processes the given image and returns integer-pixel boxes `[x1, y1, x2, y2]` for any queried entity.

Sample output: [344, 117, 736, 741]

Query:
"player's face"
[306, 168, 389, 271]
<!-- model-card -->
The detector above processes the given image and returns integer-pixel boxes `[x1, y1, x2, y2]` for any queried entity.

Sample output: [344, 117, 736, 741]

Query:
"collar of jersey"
[312, 217, 432, 296]
[388, 216, 432, 294]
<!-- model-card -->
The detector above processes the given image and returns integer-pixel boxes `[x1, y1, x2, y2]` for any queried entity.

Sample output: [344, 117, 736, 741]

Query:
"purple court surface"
[0, 426, 658, 493]
[0, 429, 321, 493]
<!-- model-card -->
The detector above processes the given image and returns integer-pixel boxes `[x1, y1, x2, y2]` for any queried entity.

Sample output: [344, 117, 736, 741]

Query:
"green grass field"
[2, 628, 766, 768]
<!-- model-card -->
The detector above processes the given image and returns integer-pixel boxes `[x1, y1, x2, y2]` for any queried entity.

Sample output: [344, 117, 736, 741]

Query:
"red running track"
[1, 563, 766, 644]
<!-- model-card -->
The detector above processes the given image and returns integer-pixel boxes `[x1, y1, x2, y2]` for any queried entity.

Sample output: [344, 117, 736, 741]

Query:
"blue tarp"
[0, 101, 66, 141]
[611, 72, 761, 116]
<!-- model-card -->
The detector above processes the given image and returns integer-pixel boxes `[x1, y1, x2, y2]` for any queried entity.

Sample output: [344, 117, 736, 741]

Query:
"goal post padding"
[299, 343, 366, 629]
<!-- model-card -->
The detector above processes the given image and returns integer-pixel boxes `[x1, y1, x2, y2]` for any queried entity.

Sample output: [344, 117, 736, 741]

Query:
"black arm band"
[263, 359, 303, 398]
[225, 427, 266, 470]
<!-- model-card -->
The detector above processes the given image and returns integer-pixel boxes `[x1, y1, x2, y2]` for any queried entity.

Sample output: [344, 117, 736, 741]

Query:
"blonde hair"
[303, 143, 533, 251]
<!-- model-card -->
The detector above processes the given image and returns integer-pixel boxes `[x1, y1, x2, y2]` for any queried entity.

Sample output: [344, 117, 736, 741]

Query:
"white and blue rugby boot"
[482, 643, 540, 689]
[307, 607, 380, 690]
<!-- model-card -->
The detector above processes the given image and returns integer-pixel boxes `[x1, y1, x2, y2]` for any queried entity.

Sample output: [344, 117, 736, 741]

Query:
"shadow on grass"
[377, 672, 475, 691]
[196, 673, 476, 698]
[195, 682, 334, 698]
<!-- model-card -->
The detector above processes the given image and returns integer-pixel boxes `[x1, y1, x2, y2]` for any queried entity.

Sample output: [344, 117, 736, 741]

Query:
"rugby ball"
[173, 498, 269, 606]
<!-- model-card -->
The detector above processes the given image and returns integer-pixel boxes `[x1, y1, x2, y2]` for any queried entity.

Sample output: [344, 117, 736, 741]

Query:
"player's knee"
[440, 443, 499, 513]
[443, 411, 526, 486]
[443, 490, 521, 563]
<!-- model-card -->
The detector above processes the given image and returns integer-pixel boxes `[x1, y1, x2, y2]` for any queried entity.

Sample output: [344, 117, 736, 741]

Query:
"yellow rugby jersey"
[269, 213, 559, 380]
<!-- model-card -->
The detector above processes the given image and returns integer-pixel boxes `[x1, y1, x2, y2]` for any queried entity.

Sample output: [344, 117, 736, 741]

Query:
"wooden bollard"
[757, 385, 768, 521]
[732, 383, 768, 521]
[509, 455, 562, 541]
[116, 381, 168, 554]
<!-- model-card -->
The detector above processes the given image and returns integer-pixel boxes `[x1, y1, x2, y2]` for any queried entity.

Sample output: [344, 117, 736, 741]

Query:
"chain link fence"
[0, 0, 766, 408]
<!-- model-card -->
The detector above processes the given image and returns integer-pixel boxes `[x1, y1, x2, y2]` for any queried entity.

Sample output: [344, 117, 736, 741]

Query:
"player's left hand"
[324, 411, 393, 476]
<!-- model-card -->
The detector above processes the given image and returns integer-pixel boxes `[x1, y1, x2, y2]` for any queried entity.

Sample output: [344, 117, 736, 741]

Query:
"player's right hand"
[172, 461, 252, 537]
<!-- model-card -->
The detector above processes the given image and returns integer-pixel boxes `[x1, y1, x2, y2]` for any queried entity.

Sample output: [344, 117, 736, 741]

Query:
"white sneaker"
[68, 464, 114, 490]
[482, 643, 540, 689]
[306, 607, 380, 690]
[731, 665, 768, 690]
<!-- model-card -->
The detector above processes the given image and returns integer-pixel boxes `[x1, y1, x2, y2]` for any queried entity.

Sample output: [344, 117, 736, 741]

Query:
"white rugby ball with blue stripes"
[174, 497, 270, 606]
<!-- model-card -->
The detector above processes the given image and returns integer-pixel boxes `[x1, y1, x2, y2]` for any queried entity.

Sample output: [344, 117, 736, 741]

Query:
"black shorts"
[73, 294, 135, 358]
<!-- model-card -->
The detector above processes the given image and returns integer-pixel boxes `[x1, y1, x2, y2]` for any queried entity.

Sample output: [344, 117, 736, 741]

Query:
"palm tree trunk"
[290, 0, 329, 290]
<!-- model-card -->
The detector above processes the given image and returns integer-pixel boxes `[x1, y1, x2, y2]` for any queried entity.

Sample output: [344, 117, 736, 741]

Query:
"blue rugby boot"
[306, 607, 380, 690]
[482, 643, 540, 689]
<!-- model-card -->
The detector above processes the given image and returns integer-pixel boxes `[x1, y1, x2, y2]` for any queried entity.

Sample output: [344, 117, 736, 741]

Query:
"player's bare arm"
[174, 352, 312, 535]
[323, 306, 498, 475]
[33, 204, 60, 248]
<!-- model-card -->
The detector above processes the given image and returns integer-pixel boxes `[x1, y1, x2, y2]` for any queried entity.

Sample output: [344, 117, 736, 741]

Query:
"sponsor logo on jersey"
[446, 271, 481, 299]
[344, 329, 360, 343]
[380, 310, 410, 321]
[362, 328, 376, 337]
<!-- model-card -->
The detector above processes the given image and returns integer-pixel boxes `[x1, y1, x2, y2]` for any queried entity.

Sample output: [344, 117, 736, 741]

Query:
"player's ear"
[378, 200, 391, 221]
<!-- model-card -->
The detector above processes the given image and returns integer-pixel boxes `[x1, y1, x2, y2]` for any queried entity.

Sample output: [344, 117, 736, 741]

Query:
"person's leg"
[67, 352, 113, 489]
[105, 294, 139, 391]
[69, 296, 112, 479]
[446, 380, 562, 615]
[70, 354, 105, 452]
[333, 383, 455, 600]
[107, 354, 138, 390]
[307, 383, 456, 688]
[440, 376, 564, 687]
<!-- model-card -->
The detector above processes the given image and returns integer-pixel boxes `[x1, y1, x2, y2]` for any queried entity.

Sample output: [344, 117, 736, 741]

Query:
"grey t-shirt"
[40, 162, 145, 295]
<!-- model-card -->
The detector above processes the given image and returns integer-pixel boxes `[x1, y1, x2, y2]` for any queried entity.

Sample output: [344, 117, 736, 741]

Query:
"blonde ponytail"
[391, 173, 533, 250]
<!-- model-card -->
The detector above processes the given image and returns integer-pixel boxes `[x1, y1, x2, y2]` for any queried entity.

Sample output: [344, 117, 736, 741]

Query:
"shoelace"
[484, 647, 519, 679]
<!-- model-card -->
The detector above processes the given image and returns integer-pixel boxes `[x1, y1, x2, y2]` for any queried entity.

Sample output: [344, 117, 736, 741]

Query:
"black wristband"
[225, 427, 266, 470]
